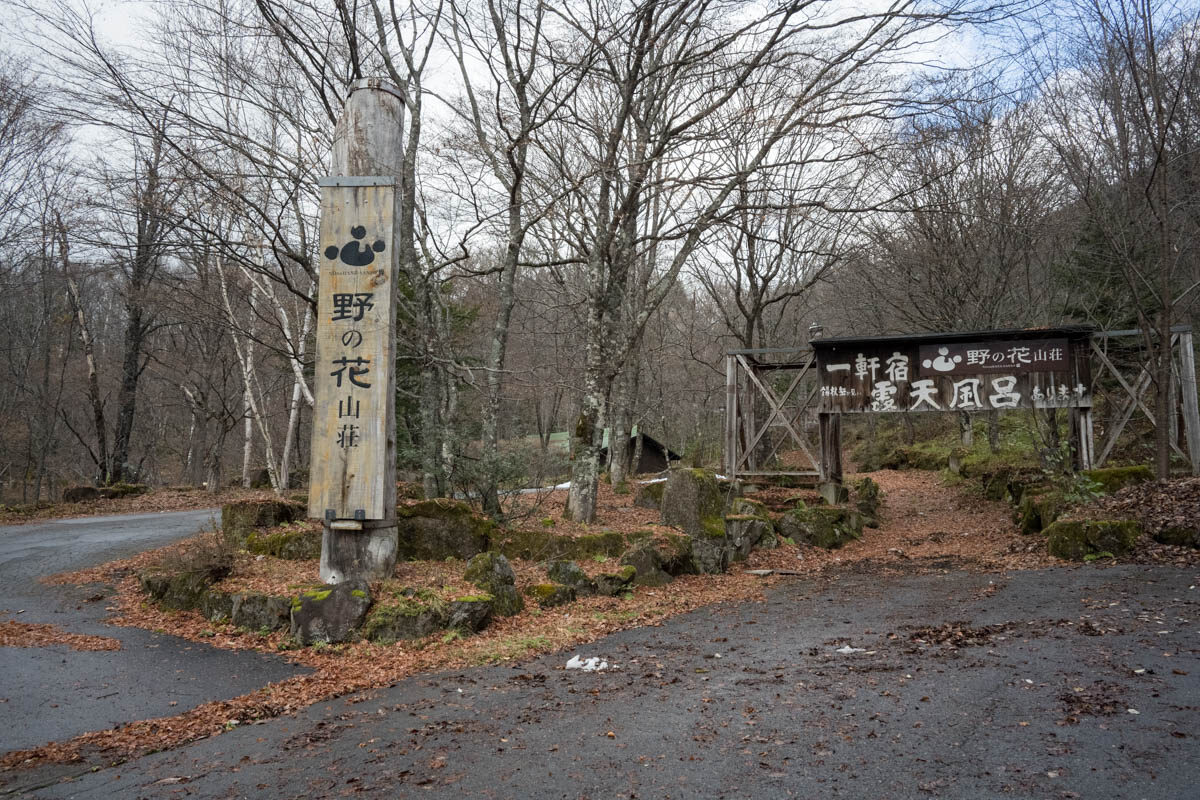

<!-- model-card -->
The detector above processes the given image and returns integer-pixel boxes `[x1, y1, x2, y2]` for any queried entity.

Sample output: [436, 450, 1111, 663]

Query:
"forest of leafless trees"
[0, 0, 1196, 517]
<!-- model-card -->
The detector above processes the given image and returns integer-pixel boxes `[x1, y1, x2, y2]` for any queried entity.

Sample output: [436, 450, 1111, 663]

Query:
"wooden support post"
[1179, 331, 1200, 476]
[725, 355, 736, 477]
[819, 412, 842, 484]
[1069, 407, 1094, 470]
[310, 78, 404, 583]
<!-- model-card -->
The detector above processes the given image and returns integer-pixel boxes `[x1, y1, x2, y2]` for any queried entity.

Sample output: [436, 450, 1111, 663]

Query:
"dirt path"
[747, 469, 1052, 576]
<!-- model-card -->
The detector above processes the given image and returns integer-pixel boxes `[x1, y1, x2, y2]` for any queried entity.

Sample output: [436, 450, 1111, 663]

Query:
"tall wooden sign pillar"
[309, 78, 404, 583]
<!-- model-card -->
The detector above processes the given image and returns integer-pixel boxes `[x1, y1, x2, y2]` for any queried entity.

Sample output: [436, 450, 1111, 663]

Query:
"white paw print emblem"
[922, 346, 962, 372]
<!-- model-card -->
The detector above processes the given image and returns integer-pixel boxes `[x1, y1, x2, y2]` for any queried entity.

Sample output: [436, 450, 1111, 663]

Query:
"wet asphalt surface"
[10, 562, 1198, 799]
[0, 511, 309, 759]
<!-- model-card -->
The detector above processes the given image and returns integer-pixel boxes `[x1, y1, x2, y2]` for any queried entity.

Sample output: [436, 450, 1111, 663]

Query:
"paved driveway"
[15, 563, 1198, 799]
[0, 510, 308, 756]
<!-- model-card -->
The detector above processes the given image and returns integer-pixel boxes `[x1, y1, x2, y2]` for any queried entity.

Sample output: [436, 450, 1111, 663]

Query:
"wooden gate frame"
[723, 348, 832, 483]
[1090, 325, 1200, 474]
[725, 327, 1200, 485]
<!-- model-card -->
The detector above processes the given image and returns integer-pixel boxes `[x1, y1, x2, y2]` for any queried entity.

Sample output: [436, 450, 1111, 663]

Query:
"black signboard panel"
[815, 331, 1092, 414]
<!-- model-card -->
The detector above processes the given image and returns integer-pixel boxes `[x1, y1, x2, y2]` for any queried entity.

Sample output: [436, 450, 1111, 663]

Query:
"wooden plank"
[725, 355, 737, 477]
[1179, 331, 1200, 475]
[819, 412, 843, 483]
[1082, 408, 1095, 470]
[308, 184, 396, 521]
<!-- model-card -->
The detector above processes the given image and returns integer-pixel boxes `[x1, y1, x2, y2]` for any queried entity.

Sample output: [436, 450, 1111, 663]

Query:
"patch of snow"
[835, 645, 865, 654]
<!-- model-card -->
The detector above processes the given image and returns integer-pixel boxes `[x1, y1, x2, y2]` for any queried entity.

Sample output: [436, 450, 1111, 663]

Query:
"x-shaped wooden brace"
[734, 354, 818, 473]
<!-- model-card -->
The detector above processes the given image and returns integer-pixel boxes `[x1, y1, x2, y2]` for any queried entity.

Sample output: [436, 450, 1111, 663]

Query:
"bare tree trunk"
[241, 386, 254, 487]
[61, 220, 109, 483]
[609, 358, 640, 485]
[958, 411, 974, 447]
[217, 257, 281, 492]
[1154, 313, 1173, 479]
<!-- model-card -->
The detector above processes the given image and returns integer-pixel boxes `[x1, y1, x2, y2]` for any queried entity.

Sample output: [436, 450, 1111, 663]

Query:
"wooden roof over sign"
[810, 325, 1096, 349]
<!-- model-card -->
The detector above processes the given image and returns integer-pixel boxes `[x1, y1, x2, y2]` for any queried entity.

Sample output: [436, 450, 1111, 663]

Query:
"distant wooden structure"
[725, 326, 1200, 486]
[534, 426, 681, 474]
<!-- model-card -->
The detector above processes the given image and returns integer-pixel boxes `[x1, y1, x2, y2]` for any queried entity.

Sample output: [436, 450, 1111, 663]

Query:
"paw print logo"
[922, 346, 963, 373]
[325, 225, 385, 266]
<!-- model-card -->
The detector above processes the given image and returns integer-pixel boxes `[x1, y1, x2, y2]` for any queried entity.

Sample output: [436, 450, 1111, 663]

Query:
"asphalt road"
[13, 562, 1199, 799]
[0, 510, 309, 756]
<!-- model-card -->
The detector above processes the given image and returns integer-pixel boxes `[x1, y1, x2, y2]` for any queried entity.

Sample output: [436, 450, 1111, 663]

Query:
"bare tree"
[537, 0, 998, 521]
[1035, 0, 1200, 477]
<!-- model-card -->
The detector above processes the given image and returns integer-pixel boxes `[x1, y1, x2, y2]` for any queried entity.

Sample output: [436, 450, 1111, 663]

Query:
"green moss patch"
[778, 506, 862, 550]
[1044, 519, 1143, 561]
[245, 526, 321, 560]
[1082, 466, 1154, 494]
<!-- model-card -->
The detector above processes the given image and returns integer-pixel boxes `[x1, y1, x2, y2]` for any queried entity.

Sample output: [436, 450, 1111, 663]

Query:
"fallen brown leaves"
[0, 487, 274, 526]
[746, 469, 1056, 576]
[0, 467, 1105, 773]
[501, 481, 672, 537]
[0, 620, 121, 652]
[1074, 477, 1200, 535]
[1, 572, 767, 771]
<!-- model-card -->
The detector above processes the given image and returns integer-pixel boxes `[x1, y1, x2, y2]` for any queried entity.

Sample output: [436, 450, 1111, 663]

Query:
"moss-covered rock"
[660, 469, 727, 540]
[1082, 465, 1154, 494]
[633, 481, 666, 511]
[198, 589, 234, 622]
[619, 541, 672, 586]
[724, 498, 774, 560]
[361, 593, 448, 642]
[231, 592, 291, 631]
[1044, 519, 1143, 561]
[446, 596, 493, 632]
[62, 486, 101, 503]
[1152, 525, 1200, 548]
[526, 583, 576, 608]
[619, 534, 696, 586]
[490, 529, 633, 562]
[97, 483, 148, 499]
[139, 562, 232, 612]
[221, 499, 305, 548]
[1017, 492, 1064, 536]
[289, 579, 372, 645]
[546, 561, 595, 595]
[854, 477, 884, 527]
[659, 469, 737, 573]
[817, 482, 850, 506]
[778, 506, 862, 550]
[396, 500, 495, 560]
[465, 551, 516, 588]
[490, 585, 525, 616]
[464, 552, 524, 616]
[245, 527, 322, 560]
[593, 565, 637, 596]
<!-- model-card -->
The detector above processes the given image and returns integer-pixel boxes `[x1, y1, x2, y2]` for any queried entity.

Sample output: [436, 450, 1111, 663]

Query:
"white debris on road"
[566, 655, 610, 671]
